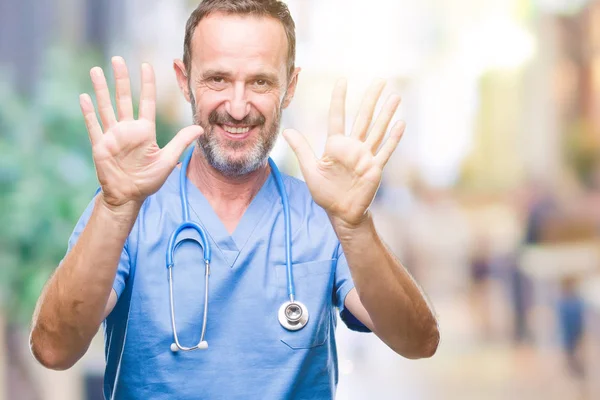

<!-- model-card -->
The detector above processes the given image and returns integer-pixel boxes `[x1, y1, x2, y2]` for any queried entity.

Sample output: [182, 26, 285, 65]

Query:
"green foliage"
[565, 118, 600, 188]
[0, 46, 179, 324]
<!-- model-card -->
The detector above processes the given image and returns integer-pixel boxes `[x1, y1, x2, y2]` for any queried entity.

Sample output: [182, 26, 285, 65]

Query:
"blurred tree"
[0, 45, 179, 325]
[565, 118, 600, 188]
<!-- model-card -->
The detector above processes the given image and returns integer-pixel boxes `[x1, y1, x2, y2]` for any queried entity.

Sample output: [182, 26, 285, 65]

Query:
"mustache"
[208, 109, 266, 127]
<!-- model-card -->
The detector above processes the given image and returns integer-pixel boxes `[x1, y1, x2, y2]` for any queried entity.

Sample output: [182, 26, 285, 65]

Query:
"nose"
[224, 81, 251, 121]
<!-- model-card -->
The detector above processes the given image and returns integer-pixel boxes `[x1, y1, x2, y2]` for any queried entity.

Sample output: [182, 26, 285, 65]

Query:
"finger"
[365, 93, 401, 153]
[282, 129, 317, 173]
[112, 56, 134, 121]
[79, 93, 103, 145]
[328, 78, 347, 136]
[90, 67, 117, 131]
[350, 79, 386, 141]
[162, 125, 204, 165]
[374, 120, 405, 167]
[139, 63, 156, 122]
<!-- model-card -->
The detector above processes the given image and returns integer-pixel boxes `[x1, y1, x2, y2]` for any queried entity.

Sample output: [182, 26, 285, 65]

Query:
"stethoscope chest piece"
[278, 300, 309, 331]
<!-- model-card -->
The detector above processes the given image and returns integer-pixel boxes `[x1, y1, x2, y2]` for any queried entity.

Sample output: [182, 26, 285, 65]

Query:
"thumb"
[282, 128, 317, 173]
[162, 125, 204, 165]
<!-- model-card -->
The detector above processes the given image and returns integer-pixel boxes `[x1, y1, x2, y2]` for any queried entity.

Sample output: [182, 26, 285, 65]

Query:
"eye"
[204, 76, 228, 91]
[252, 79, 272, 93]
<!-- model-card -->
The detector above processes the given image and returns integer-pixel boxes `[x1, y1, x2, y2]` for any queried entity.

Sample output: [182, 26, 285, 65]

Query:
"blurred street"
[338, 287, 589, 400]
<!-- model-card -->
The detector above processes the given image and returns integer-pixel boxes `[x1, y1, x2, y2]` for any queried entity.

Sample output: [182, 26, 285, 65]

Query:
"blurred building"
[0, 0, 127, 94]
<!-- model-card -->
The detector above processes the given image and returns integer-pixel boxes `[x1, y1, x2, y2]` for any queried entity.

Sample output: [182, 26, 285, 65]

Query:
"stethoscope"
[167, 146, 309, 352]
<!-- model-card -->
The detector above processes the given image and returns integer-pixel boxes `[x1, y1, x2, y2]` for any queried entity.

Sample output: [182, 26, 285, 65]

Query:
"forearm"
[30, 196, 140, 369]
[332, 212, 439, 358]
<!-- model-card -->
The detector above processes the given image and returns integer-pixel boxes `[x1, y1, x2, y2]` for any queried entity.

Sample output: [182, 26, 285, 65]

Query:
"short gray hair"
[183, 0, 296, 78]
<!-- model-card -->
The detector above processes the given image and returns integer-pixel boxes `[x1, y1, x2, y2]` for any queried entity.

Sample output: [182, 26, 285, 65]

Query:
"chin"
[209, 148, 266, 176]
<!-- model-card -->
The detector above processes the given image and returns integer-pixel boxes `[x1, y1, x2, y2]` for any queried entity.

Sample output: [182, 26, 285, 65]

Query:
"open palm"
[80, 57, 202, 208]
[284, 79, 405, 226]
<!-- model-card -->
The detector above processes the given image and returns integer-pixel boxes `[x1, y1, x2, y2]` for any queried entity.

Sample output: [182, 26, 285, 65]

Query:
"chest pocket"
[275, 259, 335, 350]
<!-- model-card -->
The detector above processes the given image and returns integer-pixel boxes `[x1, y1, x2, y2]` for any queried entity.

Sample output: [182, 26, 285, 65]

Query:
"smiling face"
[175, 12, 299, 177]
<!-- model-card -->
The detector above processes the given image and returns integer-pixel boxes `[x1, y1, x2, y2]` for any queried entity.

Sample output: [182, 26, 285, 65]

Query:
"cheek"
[193, 91, 222, 117]
[252, 94, 282, 119]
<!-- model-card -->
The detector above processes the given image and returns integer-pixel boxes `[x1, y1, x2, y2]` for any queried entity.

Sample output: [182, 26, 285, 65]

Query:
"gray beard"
[190, 94, 281, 177]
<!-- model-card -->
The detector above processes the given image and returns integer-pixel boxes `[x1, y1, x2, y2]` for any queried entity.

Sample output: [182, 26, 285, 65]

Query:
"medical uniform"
[65, 165, 369, 400]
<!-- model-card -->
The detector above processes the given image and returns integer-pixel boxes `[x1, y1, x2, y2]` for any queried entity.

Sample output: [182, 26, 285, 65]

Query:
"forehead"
[191, 12, 288, 75]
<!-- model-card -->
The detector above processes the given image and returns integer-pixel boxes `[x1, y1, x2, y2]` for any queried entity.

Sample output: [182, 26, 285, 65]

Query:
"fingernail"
[90, 67, 103, 78]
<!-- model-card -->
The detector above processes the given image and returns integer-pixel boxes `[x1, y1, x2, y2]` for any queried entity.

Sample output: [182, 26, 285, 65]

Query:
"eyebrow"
[200, 69, 281, 85]
[200, 69, 234, 79]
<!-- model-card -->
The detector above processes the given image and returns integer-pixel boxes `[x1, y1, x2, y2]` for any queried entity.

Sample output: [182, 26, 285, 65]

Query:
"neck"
[187, 148, 270, 233]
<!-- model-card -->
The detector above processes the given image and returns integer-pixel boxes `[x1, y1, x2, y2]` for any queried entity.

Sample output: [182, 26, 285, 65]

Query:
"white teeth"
[223, 125, 251, 134]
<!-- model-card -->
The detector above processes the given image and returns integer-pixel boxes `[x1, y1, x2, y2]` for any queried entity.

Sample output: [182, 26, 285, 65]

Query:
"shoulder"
[279, 173, 343, 260]
[280, 173, 335, 228]
[138, 167, 180, 211]
[280, 173, 318, 213]
[280, 174, 311, 200]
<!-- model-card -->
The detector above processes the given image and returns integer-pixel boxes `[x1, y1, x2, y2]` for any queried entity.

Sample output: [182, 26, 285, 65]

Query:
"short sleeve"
[334, 247, 371, 333]
[63, 194, 131, 300]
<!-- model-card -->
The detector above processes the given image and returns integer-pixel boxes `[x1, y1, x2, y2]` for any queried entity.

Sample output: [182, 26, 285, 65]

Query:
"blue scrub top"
[65, 165, 369, 400]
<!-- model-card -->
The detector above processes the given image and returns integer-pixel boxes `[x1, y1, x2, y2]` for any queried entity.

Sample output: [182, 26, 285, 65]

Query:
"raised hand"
[283, 79, 405, 227]
[80, 57, 203, 209]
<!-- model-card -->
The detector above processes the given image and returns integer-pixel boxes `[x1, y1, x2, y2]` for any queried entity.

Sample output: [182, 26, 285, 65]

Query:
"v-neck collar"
[178, 167, 277, 268]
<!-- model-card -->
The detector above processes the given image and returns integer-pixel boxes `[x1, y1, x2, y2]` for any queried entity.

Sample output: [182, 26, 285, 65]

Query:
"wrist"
[329, 211, 375, 242]
[97, 193, 143, 221]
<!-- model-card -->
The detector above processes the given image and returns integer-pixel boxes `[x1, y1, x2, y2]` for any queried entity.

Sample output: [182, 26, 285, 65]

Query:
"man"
[30, 0, 439, 398]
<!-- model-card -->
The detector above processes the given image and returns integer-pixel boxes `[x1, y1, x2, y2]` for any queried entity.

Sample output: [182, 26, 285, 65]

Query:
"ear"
[282, 67, 301, 109]
[173, 59, 191, 103]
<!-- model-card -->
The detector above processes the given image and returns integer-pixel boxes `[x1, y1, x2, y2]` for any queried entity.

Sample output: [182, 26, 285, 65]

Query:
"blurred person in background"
[28, 0, 439, 399]
[511, 180, 557, 344]
[557, 276, 585, 378]
[468, 236, 493, 340]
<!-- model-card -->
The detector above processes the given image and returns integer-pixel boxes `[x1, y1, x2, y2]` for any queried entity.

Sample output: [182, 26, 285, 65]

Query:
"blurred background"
[2, 0, 600, 398]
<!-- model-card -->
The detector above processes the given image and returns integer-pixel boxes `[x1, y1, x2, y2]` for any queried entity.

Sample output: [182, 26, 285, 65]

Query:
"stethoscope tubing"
[167, 145, 306, 352]
[267, 158, 295, 302]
